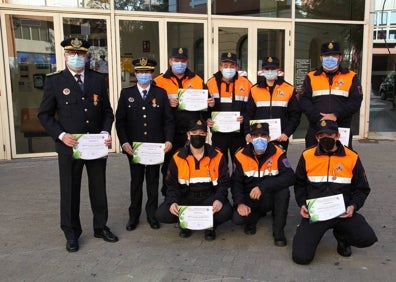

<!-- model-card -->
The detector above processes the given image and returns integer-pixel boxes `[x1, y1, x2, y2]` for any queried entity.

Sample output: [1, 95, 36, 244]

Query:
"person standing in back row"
[206, 52, 252, 163]
[245, 56, 300, 151]
[154, 47, 214, 195]
[298, 41, 363, 148]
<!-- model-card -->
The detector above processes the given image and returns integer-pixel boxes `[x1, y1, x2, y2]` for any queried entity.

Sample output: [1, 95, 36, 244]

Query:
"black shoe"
[273, 230, 287, 247]
[126, 219, 139, 231]
[179, 228, 192, 238]
[66, 240, 79, 252]
[333, 230, 352, 257]
[244, 224, 256, 235]
[94, 227, 119, 242]
[204, 229, 216, 241]
[147, 217, 160, 230]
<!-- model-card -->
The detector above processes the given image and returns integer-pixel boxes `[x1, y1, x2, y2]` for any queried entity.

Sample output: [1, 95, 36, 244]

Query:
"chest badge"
[63, 88, 70, 95]
[128, 97, 135, 103]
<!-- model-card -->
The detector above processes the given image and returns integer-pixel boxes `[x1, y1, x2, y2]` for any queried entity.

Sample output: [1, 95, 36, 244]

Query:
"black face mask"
[319, 137, 336, 151]
[190, 135, 206, 149]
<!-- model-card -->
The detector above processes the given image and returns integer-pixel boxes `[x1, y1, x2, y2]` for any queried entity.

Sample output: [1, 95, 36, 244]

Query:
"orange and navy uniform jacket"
[164, 143, 230, 205]
[244, 77, 301, 138]
[294, 141, 370, 210]
[231, 142, 295, 205]
[154, 68, 207, 134]
[298, 66, 363, 128]
[207, 71, 252, 135]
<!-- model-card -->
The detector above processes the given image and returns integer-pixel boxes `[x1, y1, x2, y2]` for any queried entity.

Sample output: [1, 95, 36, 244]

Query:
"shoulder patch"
[46, 70, 62, 77]
[282, 157, 291, 168]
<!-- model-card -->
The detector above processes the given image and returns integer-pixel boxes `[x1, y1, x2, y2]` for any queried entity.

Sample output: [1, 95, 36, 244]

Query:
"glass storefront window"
[4, 0, 110, 9]
[114, 0, 207, 13]
[5, 15, 56, 154]
[167, 22, 204, 78]
[293, 22, 363, 139]
[295, 0, 364, 20]
[212, 0, 291, 18]
[119, 20, 159, 88]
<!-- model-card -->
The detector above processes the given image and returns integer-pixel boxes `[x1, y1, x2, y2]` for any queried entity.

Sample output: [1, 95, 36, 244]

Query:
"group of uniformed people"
[38, 37, 377, 264]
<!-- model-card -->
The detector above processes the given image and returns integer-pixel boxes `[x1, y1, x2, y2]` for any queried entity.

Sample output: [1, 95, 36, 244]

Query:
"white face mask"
[263, 69, 278, 80]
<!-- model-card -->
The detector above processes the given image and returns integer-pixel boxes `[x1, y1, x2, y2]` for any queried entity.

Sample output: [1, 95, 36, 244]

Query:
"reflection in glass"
[5, 15, 56, 154]
[293, 22, 363, 139]
[119, 20, 159, 88]
[212, 0, 291, 18]
[114, 0, 206, 13]
[167, 22, 204, 78]
[5, 0, 110, 9]
[295, 0, 364, 20]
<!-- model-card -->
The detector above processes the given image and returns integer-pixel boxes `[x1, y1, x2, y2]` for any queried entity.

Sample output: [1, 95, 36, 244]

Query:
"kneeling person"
[156, 119, 233, 240]
[231, 122, 295, 246]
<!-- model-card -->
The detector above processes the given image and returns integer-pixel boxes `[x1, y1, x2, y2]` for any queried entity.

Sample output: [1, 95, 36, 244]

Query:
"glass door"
[212, 20, 292, 85]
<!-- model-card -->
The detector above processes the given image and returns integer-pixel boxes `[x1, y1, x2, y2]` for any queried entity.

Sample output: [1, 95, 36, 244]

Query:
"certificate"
[178, 206, 213, 230]
[72, 133, 108, 160]
[178, 89, 208, 111]
[249, 118, 281, 141]
[211, 111, 240, 133]
[132, 142, 165, 165]
[338, 127, 350, 146]
[306, 194, 346, 223]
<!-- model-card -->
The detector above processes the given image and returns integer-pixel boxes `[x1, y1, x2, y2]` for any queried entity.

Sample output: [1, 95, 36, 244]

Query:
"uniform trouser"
[211, 132, 245, 163]
[58, 155, 108, 241]
[292, 213, 377, 265]
[127, 157, 160, 221]
[161, 132, 188, 195]
[305, 126, 353, 149]
[156, 193, 233, 227]
[232, 188, 290, 235]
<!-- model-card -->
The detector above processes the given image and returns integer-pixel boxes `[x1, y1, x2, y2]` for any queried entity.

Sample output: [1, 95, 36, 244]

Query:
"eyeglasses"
[65, 50, 87, 56]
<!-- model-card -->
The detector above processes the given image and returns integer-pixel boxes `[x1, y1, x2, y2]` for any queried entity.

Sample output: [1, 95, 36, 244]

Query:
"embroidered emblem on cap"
[197, 120, 202, 125]
[63, 88, 70, 95]
[268, 57, 273, 63]
[71, 38, 82, 48]
[140, 57, 147, 66]
[321, 120, 327, 127]
[178, 48, 184, 54]
[227, 52, 232, 58]
[256, 123, 262, 128]
[328, 42, 334, 50]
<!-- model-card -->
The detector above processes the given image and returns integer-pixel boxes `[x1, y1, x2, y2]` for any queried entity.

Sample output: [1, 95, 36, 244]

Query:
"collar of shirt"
[69, 69, 85, 83]
[137, 84, 151, 98]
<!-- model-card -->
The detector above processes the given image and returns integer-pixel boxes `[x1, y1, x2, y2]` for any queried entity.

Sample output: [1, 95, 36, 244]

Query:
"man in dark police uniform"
[38, 37, 118, 253]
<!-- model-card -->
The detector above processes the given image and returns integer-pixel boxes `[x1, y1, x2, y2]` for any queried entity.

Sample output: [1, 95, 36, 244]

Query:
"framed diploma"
[306, 194, 346, 223]
[211, 111, 240, 133]
[178, 89, 208, 111]
[132, 142, 165, 165]
[72, 133, 108, 160]
[249, 118, 281, 141]
[178, 206, 213, 230]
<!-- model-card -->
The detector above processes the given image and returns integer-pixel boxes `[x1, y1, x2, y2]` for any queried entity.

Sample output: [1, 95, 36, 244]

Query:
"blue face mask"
[136, 73, 152, 86]
[171, 62, 187, 75]
[322, 56, 339, 71]
[221, 68, 236, 80]
[252, 137, 268, 152]
[67, 55, 85, 71]
[263, 69, 278, 80]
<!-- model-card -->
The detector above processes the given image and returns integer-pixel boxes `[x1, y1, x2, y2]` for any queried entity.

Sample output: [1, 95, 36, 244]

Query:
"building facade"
[0, 0, 386, 160]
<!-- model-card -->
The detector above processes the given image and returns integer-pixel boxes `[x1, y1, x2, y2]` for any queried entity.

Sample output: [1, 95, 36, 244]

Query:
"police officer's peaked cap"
[262, 56, 280, 68]
[61, 37, 90, 52]
[321, 41, 342, 55]
[133, 57, 157, 71]
[250, 122, 270, 136]
[170, 47, 188, 59]
[188, 119, 207, 132]
[220, 52, 237, 63]
[316, 120, 339, 135]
